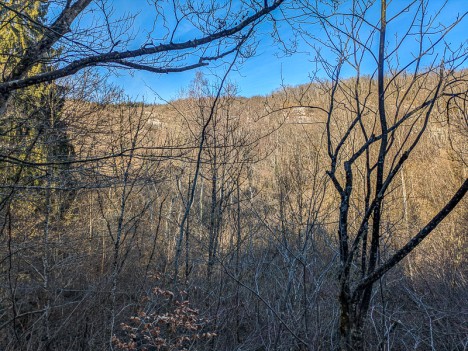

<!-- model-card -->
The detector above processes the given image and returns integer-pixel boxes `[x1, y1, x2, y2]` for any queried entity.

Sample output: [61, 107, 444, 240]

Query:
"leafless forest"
[0, 1, 467, 350]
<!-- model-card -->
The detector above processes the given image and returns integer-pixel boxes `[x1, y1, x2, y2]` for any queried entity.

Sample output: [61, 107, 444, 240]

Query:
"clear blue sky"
[93, 0, 467, 103]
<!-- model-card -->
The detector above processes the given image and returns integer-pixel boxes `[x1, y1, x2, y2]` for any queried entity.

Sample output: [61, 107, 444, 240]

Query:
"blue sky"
[92, 0, 467, 103]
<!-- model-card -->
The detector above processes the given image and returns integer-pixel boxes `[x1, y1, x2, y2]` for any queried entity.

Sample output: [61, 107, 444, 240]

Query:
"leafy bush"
[113, 286, 216, 351]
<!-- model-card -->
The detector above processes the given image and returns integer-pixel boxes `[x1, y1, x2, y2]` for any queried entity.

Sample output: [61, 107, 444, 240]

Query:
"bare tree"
[0, 0, 286, 111]
[294, 0, 467, 349]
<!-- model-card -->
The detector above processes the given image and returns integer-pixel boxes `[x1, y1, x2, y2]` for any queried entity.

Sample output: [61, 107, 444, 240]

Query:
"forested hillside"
[0, 1, 466, 350]
[1, 72, 466, 350]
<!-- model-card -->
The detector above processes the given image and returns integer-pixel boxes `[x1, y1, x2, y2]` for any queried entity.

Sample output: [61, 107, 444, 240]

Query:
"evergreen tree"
[0, 0, 74, 212]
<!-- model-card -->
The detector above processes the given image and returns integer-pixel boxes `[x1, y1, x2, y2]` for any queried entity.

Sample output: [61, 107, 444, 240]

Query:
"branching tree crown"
[0, 0, 286, 109]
